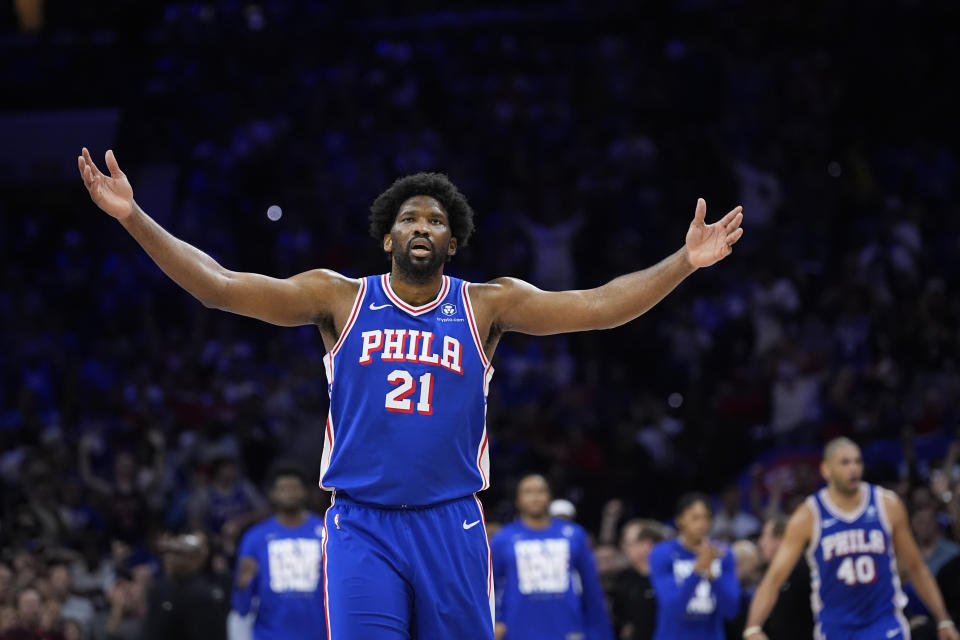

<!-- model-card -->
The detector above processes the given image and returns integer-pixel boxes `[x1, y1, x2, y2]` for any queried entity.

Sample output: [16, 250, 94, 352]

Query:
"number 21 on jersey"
[385, 370, 434, 415]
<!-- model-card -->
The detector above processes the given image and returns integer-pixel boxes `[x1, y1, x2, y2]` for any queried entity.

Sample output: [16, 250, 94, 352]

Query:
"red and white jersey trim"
[462, 281, 490, 369]
[319, 278, 366, 489]
[381, 273, 450, 316]
[330, 278, 367, 356]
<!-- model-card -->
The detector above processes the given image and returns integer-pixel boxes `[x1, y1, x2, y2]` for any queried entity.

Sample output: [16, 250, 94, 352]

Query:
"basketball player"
[232, 463, 326, 640]
[490, 474, 612, 640]
[743, 438, 959, 640]
[78, 148, 744, 639]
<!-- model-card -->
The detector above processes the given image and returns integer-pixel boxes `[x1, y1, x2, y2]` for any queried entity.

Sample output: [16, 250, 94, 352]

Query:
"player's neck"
[678, 534, 705, 552]
[276, 509, 308, 528]
[826, 483, 864, 512]
[521, 514, 552, 530]
[388, 269, 445, 306]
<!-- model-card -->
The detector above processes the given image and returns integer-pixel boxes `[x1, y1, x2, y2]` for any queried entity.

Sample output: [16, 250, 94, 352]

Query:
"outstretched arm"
[743, 503, 813, 640]
[883, 491, 959, 640]
[477, 199, 743, 336]
[78, 148, 354, 328]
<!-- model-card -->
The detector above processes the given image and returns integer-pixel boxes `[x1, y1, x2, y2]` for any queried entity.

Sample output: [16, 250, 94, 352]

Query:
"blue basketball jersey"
[319, 274, 493, 506]
[806, 483, 907, 630]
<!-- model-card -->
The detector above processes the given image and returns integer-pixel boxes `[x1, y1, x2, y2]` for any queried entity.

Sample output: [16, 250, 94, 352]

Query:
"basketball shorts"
[322, 491, 494, 640]
[818, 611, 911, 640]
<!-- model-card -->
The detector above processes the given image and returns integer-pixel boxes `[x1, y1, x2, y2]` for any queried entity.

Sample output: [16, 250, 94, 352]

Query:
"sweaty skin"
[77, 148, 745, 365]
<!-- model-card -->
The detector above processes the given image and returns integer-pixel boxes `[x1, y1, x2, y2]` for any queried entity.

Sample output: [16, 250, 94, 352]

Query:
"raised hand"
[78, 148, 135, 220]
[685, 198, 744, 268]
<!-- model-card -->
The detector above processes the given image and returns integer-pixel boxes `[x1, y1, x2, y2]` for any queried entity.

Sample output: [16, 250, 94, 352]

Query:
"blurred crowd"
[2, 0, 960, 638]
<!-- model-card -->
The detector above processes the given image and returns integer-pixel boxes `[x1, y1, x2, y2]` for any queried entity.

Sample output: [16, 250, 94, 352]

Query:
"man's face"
[621, 524, 654, 570]
[49, 566, 70, 595]
[821, 445, 863, 496]
[384, 196, 456, 280]
[677, 501, 712, 544]
[911, 507, 938, 546]
[516, 475, 551, 519]
[17, 590, 41, 627]
[270, 476, 306, 513]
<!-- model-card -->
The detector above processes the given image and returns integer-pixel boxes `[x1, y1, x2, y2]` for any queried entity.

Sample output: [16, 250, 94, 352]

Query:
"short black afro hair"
[266, 460, 309, 489]
[369, 172, 476, 248]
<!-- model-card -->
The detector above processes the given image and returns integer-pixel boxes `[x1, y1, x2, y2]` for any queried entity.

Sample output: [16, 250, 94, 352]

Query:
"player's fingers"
[82, 147, 105, 179]
[726, 227, 744, 246]
[717, 205, 743, 228]
[693, 198, 706, 224]
[105, 149, 123, 178]
[724, 211, 744, 233]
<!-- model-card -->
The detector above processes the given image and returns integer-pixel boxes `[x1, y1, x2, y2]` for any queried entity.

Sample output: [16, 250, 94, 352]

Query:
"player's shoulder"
[240, 516, 277, 542]
[292, 268, 363, 297]
[875, 485, 906, 520]
[553, 518, 587, 539]
[649, 537, 676, 558]
[466, 277, 537, 306]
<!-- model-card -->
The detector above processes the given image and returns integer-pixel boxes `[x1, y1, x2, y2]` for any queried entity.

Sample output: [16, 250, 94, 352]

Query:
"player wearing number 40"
[79, 148, 744, 639]
[743, 438, 959, 640]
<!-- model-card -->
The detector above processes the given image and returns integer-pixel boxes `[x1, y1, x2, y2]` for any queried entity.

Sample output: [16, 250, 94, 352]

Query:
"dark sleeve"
[143, 581, 174, 640]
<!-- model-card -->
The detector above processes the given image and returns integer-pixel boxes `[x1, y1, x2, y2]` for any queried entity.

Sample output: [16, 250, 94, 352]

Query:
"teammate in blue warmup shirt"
[232, 463, 327, 640]
[745, 438, 959, 640]
[80, 148, 747, 639]
[649, 493, 740, 640]
[491, 474, 613, 640]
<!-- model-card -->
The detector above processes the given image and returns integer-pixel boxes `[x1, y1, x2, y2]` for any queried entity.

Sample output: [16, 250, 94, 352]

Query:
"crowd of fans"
[2, 0, 959, 638]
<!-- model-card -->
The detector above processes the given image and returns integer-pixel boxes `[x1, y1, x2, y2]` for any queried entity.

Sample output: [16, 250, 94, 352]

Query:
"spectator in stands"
[145, 532, 229, 640]
[611, 519, 664, 640]
[912, 505, 960, 578]
[751, 514, 813, 640]
[45, 563, 93, 635]
[188, 456, 267, 542]
[725, 539, 762, 640]
[0, 586, 63, 640]
[711, 485, 760, 542]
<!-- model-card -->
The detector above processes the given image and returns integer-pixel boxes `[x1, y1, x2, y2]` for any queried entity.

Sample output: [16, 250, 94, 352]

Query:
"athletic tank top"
[318, 274, 493, 506]
[805, 483, 907, 628]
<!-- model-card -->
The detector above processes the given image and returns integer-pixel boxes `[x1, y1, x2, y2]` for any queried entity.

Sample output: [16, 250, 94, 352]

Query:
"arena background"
[1, 1, 959, 639]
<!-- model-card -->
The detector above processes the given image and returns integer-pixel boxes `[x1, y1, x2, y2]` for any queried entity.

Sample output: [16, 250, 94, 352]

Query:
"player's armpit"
[208, 268, 359, 329]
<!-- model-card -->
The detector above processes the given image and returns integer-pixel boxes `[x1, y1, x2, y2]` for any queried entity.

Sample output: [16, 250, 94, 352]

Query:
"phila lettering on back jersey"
[806, 483, 907, 630]
[319, 274, 494, 506]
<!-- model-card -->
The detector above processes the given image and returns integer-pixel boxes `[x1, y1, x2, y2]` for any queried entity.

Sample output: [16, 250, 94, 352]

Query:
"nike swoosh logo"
[886, 629, 901, 638]
[462, 519, 481, 530]
[369, 303, 391, 310]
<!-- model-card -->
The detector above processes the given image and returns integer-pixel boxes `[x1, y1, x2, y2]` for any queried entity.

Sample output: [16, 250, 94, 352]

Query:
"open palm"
[77, 148, 135, 220]
[685, 198, 744, 268]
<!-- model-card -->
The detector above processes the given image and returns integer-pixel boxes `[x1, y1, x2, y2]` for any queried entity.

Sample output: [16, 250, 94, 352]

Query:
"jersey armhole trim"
[875, 486, 894, 535]
[805, 496, 822, 558]
[330, 278, 367, 356]
[462, 281, 491, 368]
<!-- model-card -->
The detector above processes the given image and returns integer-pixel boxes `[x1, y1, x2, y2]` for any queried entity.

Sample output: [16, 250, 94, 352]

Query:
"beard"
[392, 239, 447, 282]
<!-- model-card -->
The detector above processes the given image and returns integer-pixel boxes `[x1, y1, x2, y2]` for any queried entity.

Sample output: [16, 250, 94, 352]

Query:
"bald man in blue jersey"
[80, 148, 745, 639]
[744, 438, 958, 640]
